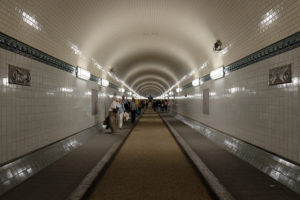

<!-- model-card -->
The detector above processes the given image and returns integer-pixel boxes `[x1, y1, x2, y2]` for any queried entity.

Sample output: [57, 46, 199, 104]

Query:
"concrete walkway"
[87, 110, 212, 200]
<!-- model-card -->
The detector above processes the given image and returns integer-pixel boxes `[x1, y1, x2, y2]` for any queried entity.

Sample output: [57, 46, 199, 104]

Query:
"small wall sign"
[269, 64, 291, 86]
[8, 65, 31, 86]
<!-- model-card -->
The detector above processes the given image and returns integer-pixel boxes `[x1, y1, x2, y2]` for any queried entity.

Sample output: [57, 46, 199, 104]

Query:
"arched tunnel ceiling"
[1, 0, 299, 97]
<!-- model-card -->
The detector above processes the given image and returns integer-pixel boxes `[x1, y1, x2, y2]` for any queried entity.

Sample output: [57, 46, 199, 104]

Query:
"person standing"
[108, 97, 118, 133]
[130, 97, 137, 123]
[117, 99, 125, 129]
[157, 100, 161, 112]
[152, 100, 156, 111]
[164, 99, 168, 112]
[122, 96, 129, 112]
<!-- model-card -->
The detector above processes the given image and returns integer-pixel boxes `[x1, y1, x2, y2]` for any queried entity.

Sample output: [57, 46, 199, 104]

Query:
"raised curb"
[66, 113, 143, 200]
[160, 115, 236, 200]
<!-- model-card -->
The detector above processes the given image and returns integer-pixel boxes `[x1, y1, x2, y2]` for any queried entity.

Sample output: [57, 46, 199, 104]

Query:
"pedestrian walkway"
[160, 113, 300, 200]
[0, 121, 138, 200]
[87, 110, 212, 200]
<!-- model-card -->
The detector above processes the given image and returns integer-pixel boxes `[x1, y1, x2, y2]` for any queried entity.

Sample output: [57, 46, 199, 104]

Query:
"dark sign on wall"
[8, 65, 31, 86]
[269, 64, 291, 86]
[203, 88, 209, 115]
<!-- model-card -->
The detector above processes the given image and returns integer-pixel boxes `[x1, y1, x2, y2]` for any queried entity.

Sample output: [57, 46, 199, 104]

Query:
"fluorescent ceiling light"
[77, 67, 91, 80]
[70, 43, 82, 55]
[61, 87, 73, 93]
[192, 79, 200, 86]
[176, 88, 182, 93]
[101, 79, 109, 87]
[210, 67, 224, 80]
[118, 88, 125, 93]
[21, 11, 41, 30]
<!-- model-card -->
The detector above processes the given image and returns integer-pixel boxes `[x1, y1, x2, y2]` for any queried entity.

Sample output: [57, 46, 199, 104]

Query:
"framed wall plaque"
[269, 64, 291, 85]
[8, 65, 31, 86]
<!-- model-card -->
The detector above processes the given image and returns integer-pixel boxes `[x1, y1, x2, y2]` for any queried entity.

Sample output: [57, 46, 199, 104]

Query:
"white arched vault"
[131, 75, 171, 91]
[137, 85, 164, 94]
[135, 81, 166, 92]
[139, 87, 162, 97]
[1, 1, 295, 97]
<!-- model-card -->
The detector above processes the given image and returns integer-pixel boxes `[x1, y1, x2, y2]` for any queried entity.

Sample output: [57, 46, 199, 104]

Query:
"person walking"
[130, 97, 137, 123]
[117, 99, 125, 129]
[108, 97, 118, 133]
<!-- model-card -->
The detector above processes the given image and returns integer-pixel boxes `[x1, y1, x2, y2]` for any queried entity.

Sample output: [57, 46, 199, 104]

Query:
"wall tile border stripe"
[0, 32, 118, 90]
[0, 32, 76, 74]
[224, 31, 300, 74]
[182, 31, 300, 90]
[1, 32, 299, 92]
[109, 82, 119, 90]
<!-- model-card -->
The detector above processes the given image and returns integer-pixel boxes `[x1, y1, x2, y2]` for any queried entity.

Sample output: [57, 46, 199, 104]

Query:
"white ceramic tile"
[0, 49, 116, 164]
[172, 47, 300, 164]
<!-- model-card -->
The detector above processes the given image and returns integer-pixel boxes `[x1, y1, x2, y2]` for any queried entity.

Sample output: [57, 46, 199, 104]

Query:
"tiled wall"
[0, 48, 115, 165]
[171, 46, 300, 164]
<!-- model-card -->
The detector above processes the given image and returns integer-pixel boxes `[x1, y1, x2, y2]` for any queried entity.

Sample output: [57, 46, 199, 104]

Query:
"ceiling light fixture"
[210, 67, 224, 80]
[101, 79, 109, 87]
[118, 88, 125, 93]
[21, 11, 41, 30]
[76, 67, 91, 80]
[192, 79, 200, 86]
[176, 88, 182, 93]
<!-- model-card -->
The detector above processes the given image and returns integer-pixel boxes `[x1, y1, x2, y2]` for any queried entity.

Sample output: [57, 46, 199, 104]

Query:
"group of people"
[107, 96, 148, 133]
[152, 99, 169, 113]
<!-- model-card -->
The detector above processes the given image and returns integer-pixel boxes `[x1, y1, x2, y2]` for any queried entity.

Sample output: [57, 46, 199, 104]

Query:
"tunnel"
[0, 0, 300, 200]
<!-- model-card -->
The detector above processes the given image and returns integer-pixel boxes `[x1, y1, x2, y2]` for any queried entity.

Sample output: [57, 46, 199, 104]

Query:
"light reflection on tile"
[170, 111, 300, 194]
[0, 123, 104, 196]
[0, 48, 119, 195]
[172, 47, 300, 165]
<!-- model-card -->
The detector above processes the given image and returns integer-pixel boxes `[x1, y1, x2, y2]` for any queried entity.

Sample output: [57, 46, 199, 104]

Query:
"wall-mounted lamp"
[118, 88, 125, 93]
[210, 66, 224, 80]
[101, 79, 109, 87]
[176, 88, 182, 93]
[77, 67, 91, 80]
[192, 79, 200, 86]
